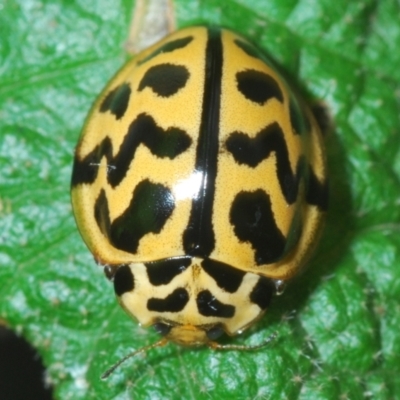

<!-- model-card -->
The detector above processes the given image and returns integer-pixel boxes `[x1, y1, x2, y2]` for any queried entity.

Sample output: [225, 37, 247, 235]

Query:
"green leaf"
[1, 0, 399, 399]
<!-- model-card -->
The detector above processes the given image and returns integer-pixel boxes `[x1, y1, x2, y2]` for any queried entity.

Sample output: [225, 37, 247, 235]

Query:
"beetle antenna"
[101, 338, 168, 380]
[208, 331, 277, 351]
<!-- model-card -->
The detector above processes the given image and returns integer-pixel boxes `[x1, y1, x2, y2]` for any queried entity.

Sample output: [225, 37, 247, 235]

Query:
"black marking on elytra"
[306, 165, 328, 211]
[108, 113, 191, 187]
[230, 190, 286, 265]
[94, 189, 111, 238]
[283, 206, 303, 257]
[138, 64, 190, 97]
[71, 113, 191, 188]
[236, 70, 283, 105]
[71, 137, 113, 186]
[225, 122, 304, 204]
[197, 290, 235, 318]
[137, 36, 194, 66]
[234, 39, 276, 66]
[109, 179, 175, 254]
[99, 83, 131, 120]
[114, 265, 134, 296]
[147, 288, 189, 312]
[249, 276, 276, 310]
[201, 259, 245, 293]
[183, 28, 223, 257]
[289, 94, 311, 135]
[146, 257, 192, 286]
[234, 39, 261, 59]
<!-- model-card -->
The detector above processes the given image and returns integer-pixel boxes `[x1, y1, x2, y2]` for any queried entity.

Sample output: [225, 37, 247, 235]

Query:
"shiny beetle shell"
[71, 26, 327, 346]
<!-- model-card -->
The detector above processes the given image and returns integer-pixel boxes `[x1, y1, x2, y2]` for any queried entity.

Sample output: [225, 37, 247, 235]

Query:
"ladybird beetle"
[71, 26, 327, 376]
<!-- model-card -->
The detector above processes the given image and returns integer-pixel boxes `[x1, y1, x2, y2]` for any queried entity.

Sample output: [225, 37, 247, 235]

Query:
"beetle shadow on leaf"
[267, 129, 355, 338]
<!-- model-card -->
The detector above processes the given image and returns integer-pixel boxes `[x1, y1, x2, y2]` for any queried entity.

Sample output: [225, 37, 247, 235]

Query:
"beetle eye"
[103, 265, 115, 280]
[153, 322, 172, 336]
[206, 325, 224, 340]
